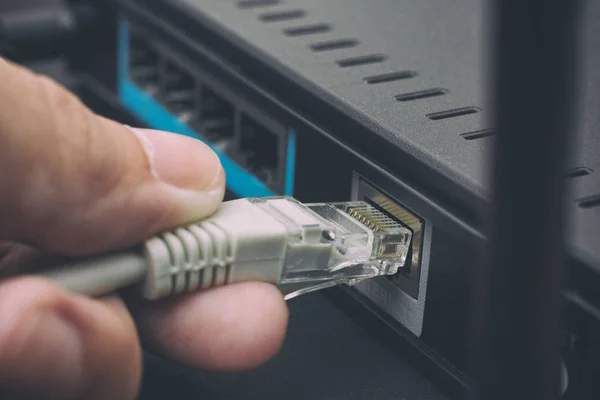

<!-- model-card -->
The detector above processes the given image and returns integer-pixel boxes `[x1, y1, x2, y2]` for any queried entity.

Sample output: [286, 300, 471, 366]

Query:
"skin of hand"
[0, 59, 289, 399]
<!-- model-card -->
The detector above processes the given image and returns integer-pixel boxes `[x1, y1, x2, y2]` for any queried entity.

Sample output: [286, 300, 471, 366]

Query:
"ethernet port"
[197, 87, 235, 150]
[356, 178, 424, 299]
[128, 32, 160, 95]
[239, 113, 279, 185]
[162, 60, 195, 123]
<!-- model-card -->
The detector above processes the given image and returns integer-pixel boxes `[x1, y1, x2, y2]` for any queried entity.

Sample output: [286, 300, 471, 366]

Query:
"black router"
[1, 0, 598, 398]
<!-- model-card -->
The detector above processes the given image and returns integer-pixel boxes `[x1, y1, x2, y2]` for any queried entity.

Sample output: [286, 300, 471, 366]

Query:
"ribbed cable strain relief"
[141, 222, 233, 300]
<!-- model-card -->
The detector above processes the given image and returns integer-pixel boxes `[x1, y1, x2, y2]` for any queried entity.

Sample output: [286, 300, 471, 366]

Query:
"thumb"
[0, 59, 225, 256]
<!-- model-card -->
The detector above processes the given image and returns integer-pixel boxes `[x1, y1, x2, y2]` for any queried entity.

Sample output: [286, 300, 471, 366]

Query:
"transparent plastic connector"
[31, 196, 415, 302]
[250, 197, 413, 299]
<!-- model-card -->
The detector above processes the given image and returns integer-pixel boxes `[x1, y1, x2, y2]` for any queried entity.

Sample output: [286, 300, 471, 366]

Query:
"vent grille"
[237, 0, 280, 8]
[395, 88, 448, 102]
[427, 107, 481, 121]
[235, 2, 599, 214]
[284, 23, 332, 36]
[577, 194, 600, 209]
[461, 129, 496, 140]
[336, 54, 387, 68]
[566, 167, 592, 179]
[364, 71, 417, 84]
[309, 39, 359, 52]
[259, 10, 305, 22]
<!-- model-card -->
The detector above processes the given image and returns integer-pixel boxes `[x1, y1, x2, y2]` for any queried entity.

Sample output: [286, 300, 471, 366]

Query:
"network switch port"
[356, 178, 424, 299]
[197, 86, 235, 152]
[161, 60, 195, 123]
[128, 30, 160, 95]
[239, 113, 281, 186]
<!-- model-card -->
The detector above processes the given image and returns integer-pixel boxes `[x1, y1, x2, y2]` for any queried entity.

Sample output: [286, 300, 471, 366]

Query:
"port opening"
[356, 178, 424, 299]
[197, 86, 235, 145]
[239, 113, 280, 185]
[161, 60, 195, 122]
[128, 31, 160, 94]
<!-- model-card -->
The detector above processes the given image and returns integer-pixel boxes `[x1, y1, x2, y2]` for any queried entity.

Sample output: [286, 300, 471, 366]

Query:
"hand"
[0, 59, 288, 399]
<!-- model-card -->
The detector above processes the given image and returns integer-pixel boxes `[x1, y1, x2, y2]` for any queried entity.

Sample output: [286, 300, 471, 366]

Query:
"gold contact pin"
[348, 205, 404, 232]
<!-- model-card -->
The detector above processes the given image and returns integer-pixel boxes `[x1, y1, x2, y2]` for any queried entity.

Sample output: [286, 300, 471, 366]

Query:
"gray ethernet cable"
[35, 197, 413, 300]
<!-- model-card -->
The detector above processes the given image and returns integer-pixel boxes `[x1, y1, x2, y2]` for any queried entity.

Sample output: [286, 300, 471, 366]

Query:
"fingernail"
[126, 126, 224, 191]
[127, 127, 226, 218]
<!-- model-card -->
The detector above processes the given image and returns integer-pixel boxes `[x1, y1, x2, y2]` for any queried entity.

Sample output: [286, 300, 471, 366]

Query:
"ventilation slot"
[577, 194, 600, 209]
[461, 129, 496, 140]
[364, 70, 417, 84]
[237, 0, 280, 8]
[259, 10, 305, 22]
[566, 167, 592, 179]
[309, 39, 358, 52]
[395, 88, 448, 102]
[336, 54, 387, 68]
[284, 23, 332, 36]
[427, 107, 480, 120]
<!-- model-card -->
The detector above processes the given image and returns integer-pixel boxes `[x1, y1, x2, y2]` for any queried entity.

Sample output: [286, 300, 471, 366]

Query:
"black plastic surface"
[138, 293, 448, 400]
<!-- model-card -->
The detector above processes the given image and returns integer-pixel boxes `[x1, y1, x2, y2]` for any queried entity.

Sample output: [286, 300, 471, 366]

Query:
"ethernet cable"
[34, 197, 413, 300]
